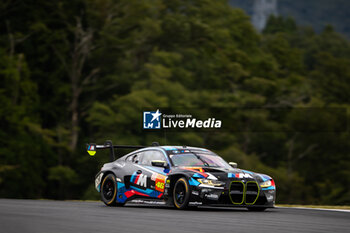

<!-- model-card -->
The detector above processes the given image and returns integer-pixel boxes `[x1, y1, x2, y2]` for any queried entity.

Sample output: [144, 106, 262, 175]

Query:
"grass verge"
[277, 204, 350, 210]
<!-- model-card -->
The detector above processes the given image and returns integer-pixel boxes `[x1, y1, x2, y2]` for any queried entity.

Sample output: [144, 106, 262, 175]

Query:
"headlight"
[260, 180, 272, 188]
[197, 179, 225, 187]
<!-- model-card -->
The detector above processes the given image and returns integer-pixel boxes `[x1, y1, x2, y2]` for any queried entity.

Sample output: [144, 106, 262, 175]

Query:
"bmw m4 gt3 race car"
[87, 141, 276, 210]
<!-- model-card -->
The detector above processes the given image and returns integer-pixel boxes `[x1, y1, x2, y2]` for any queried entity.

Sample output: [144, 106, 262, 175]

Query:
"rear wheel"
[173, 177, 190, 209]
[101, 174, 118, 206]
[247, 207, 267, 211]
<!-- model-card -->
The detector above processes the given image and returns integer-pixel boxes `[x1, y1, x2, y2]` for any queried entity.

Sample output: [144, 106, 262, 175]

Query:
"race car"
[87, 140, 276, 210]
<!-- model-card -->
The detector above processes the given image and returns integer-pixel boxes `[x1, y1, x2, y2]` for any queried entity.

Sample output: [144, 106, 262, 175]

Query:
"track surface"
[0, 199, 349, 233]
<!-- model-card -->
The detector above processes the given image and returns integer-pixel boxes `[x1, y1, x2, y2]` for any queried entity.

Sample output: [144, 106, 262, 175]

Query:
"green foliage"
[48, 166, 78, 199]
[230, 0, 350, 38]
[0, 0, 349, 205]
[264, 16, 297, 34]
[48, 166, 78, 183]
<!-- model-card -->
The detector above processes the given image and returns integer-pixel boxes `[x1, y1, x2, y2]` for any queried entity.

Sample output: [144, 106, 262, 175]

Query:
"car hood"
[170, 166, 272, 183]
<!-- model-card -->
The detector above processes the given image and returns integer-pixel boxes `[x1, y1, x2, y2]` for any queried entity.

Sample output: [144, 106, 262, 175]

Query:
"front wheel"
[101, 174, 118, 206]
[173, 177, 190, 209]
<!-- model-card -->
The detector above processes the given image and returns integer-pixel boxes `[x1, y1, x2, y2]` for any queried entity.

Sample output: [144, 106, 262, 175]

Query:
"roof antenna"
[152, 142, 160, 146]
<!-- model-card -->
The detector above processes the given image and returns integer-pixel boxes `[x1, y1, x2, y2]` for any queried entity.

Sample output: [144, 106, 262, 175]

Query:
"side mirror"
[229, 162, 237, 168]
[151, 160, 167, 168]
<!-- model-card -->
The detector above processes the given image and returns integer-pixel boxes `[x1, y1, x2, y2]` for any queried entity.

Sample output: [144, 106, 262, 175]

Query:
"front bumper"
[188, 182, 276, 207]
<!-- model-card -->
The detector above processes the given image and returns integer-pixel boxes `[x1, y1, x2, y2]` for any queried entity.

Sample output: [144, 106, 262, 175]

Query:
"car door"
[127, 152, 148, 189]
[138, 150, 168, 196]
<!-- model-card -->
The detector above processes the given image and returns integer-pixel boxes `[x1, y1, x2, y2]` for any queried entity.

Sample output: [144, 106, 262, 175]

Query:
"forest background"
[1, 0, 349, 205]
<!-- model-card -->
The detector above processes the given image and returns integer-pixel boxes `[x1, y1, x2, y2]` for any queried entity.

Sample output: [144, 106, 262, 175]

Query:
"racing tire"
[173, 177, 190, 209]
[247, 207, 267, 212]
[101, 174, 119, 206]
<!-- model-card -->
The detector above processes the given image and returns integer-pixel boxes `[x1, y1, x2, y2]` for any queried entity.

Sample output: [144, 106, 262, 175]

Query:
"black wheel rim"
[103, 179, 115, 200]
[175, 182, 186, 205]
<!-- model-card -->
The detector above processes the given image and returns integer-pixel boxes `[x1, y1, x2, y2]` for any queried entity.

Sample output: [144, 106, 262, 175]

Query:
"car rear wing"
[86, 140, 160, 161]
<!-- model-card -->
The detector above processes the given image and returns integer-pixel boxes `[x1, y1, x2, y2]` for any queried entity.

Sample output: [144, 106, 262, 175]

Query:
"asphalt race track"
[0, 199, 349, 233]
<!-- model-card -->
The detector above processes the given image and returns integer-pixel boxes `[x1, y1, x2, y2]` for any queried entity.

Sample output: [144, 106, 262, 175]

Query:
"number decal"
[156, 181, 164, 191]
[154, 174, 166, 192]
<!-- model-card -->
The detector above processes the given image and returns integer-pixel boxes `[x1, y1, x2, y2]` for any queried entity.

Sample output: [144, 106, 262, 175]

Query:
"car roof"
[160, 146, 210, 152]
[119, 145, 215, 161]
[127, 146, 212, 154]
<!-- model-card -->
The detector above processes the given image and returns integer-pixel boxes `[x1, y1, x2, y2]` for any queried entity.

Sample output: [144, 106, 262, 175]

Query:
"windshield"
[169, 152, 232, 169]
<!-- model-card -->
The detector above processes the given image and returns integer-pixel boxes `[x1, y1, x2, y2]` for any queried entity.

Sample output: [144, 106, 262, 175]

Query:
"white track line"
[277, 206, 350, 213]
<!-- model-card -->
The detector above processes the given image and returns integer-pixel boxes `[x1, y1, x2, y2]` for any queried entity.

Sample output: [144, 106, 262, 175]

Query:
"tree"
[53, 17, 99, 151]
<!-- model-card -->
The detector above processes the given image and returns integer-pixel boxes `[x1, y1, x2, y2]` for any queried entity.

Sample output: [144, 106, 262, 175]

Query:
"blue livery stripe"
[193, 173, 205, 178]
[130, 185, 161, 198]
[242, 170, 253, 175]
[130, 172, 137, 183]
[162, 146, 177, 151]
[144, 166, 168, 175]
[189, 178, 200, 186]
[258, 174, 271, 182]
[116, 182, 128, 203]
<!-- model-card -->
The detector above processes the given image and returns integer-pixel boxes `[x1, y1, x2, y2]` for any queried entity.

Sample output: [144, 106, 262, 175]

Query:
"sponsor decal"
[151, 173, 157, 181]
[130, 200, 166, 205]
[192, 190, 199, 196]
[155, 180, 165, 192]
[87, 144, 96, 156]
[228, 173, 253, 179]
[155, 174, 166, 192]
[136, 174, 147, 187]
[189, 202, 203, 205]
[205, 193, 219, 200]
[151, 173, 166, 192]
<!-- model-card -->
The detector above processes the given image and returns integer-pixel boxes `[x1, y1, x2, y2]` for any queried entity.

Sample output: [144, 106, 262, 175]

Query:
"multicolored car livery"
[88, 141, 276, 210]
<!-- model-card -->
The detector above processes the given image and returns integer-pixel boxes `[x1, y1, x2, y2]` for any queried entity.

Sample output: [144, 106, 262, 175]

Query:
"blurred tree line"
[230, 0, 350, 38]
[0, 0, 349, 204]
